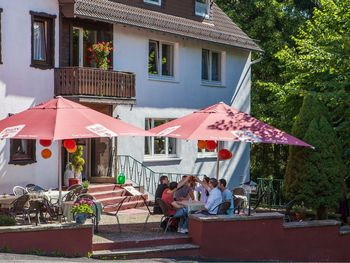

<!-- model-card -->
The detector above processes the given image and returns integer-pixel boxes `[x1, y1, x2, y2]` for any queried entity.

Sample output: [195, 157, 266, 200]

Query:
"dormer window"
[144, 0, 161, 6]
[195, 0, 210, 18]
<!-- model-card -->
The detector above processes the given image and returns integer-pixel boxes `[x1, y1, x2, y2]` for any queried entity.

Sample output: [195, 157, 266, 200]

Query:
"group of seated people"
[154, 175, 234, 234]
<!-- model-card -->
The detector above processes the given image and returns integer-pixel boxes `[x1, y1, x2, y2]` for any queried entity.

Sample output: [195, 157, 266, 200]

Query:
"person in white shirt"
[203, 178, 222, 215]
[195, 176, 210, 203]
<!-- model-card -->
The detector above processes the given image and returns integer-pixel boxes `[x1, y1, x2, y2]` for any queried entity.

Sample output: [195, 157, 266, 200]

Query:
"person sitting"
[162, 177, 191, 233]
[195, 176, 210, 203]
[218, 178, 234, 216]
[153, 175, 169, 214]
[197, 178, 222, 215]
[174, 175, 194, 201]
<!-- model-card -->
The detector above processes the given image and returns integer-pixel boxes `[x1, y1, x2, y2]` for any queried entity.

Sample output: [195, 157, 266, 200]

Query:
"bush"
[0, 215, 16, 226]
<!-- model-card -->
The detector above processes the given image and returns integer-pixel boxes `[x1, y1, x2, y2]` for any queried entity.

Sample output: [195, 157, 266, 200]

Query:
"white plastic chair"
[13, 186, 28, 196]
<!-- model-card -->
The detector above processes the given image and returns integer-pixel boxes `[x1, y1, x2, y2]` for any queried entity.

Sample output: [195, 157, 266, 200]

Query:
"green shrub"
[0, 215, 16, 226]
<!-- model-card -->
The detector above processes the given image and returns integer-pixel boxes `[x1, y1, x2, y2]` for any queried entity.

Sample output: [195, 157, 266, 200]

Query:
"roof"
[70, 0, 262, 52]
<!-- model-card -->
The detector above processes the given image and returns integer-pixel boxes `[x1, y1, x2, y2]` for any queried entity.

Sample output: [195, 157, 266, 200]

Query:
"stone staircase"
[92, 236, 200, 260]
[88, 183, 148, 213]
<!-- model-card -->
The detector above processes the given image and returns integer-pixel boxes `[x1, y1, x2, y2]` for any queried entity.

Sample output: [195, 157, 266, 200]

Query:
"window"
[30, 11, 56, 69]
[0, 8, 2, 64]
[144, 0, 161, 6]
[148, 40, 174, 77]
[202, 49, 221, 82]
[195, 0, 210, 18]
[145, 119, 177, 157]
[9, 139, 36, 165]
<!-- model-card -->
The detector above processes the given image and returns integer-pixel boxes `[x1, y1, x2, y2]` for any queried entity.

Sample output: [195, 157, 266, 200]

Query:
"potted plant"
[292, 205, 306, 221]
[88, 41, 113, 70]
[71, 198, 94, 224]
[68, 145, 85, 186]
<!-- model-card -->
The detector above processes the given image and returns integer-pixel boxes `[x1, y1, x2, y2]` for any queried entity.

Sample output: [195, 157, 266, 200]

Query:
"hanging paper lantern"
[206, 140, 217, 151]
[218, 149, 232, 160]
[41, 149, 52, 159]
[197, 140, 206, 150]
[67, 145, 77, 153]
[39, 139, 52, 147]
[63, 139, 76, 150]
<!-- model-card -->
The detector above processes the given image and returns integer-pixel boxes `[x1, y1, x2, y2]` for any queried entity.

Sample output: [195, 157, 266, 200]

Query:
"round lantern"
[41, 149, 52, 159]
[67, 145, 77, 153]
[39, 139, 52, 147]
[206, 140, 217, 151]
[218, 149, 232, 160]
[63, 139, 76, 150]
[197, 140, 206, 150]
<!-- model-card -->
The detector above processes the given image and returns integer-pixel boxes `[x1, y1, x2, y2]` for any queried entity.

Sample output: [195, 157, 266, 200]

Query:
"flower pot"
[69, 178, 79, 187]
[75, 213, 88, 224]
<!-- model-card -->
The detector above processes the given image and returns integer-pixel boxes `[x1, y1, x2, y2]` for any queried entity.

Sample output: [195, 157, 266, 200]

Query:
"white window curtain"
[33, 21, 46, 61]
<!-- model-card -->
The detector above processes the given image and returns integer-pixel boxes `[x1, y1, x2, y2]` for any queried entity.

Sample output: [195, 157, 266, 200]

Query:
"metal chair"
[63, 184, 83, 202]
[8, 194, 31, 223]
[233, 187, 247, 214]
[13, 186, 27, 196]
[157, 198, 177, 234]
[215, 201, 231, 215]
[103, 196, 128, 232]
[25, 184, 46, 193]
[74, 194, 100, 232]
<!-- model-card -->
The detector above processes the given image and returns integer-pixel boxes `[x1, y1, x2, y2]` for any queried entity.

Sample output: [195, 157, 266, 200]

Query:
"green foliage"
[285, 94, 345, 218]
[71, 198, 94, 215]
[0, 215, 16, 226]
[87, 41, 113, 70]
[69, 145, 85, 178]
[82, 180, 90, 189]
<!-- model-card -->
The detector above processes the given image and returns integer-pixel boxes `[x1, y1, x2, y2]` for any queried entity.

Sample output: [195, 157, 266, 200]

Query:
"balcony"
[54, 67, 136, 103]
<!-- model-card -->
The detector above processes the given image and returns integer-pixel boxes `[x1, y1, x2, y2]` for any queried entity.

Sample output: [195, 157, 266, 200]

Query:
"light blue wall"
[114, 25, 251, 188]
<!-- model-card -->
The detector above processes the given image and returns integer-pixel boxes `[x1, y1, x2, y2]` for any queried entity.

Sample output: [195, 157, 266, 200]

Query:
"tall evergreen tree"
[285, 94, 344, 219]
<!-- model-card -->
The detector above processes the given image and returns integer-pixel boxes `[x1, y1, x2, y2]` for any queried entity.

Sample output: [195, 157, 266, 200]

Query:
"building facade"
[0, 0, 261, 194]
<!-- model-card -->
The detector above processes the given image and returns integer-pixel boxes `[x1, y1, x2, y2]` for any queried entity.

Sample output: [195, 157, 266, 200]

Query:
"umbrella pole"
[216, 141, 220, 179]
[58, 140, 62, 223]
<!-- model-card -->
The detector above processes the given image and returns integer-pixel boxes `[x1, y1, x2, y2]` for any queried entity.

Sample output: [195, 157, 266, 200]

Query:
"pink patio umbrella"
[0, 96, 152, 208]
[149, 102, 312, 178]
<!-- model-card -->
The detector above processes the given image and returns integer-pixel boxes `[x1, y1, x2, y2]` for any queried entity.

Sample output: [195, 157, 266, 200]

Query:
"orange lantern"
[41, 149, 52, 159]
[67, 145, 77, 153]
[206, 140, 217, 151]
[197, 140, 206, 150]
[39, 139, 52, 147]
[218, 149, 232, 160]
[63, 139, 76, 150]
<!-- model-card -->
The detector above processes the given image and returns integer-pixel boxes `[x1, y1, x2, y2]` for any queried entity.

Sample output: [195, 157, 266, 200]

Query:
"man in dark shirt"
[153, 175, 169, 214]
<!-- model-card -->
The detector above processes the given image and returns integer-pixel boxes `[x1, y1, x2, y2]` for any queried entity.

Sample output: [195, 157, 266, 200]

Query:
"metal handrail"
[115, 155, 204, 197]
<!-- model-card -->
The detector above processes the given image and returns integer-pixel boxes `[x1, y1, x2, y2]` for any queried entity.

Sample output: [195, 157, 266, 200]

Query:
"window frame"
[195, 0, 210, 19]
[144, 118, 177, 158]
[144, 0, 162, 6]
[30, 11, 56, 70]
[148, 39, 175, 79]
[201, 48, 222, 83]
[9, 139, 37, 165]
[0, 8, 2, 64]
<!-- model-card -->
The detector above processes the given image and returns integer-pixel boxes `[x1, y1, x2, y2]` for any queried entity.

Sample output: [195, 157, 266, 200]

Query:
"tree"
[284, 94, 344, 219]
[277, 0, 350, 175]
[216, 0, 311, 180]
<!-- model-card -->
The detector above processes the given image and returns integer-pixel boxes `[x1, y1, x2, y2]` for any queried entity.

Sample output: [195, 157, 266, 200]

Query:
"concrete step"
[88, 183, 131, 193]
[93, 236, 192, 251]
[103, 199, 147, 213]
[92, 243, 200, 260]
[91, 189, 126, 199]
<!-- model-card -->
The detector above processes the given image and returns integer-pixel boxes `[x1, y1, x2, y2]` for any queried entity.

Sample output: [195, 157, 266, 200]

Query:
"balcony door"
[72, 26, 112, 68]
[72, 27, 97, 68]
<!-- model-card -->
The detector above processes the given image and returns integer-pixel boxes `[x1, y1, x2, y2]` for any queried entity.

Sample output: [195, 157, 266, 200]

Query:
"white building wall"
[113, 25, 251, 188]
[0, 0, 59, 193]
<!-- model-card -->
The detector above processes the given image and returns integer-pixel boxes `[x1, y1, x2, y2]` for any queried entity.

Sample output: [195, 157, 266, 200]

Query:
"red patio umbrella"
[149, 102, 312, 178]
[0, 97, 152, 211]
[0, 97, 151, 140]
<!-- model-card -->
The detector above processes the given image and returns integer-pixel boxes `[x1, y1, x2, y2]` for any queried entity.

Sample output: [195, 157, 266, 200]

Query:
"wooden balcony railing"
[54, 67, 136, 99]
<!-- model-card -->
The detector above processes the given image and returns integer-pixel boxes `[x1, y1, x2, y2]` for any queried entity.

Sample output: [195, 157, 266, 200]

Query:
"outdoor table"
[182, 200, 205, 213]
[44, 190, 69, 203]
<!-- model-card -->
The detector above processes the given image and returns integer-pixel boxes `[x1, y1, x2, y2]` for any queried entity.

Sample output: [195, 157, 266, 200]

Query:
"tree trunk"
[316, 205, 328, 220]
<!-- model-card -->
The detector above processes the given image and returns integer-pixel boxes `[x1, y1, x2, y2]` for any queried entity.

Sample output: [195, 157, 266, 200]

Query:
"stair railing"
[116, 155, 205, 197]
